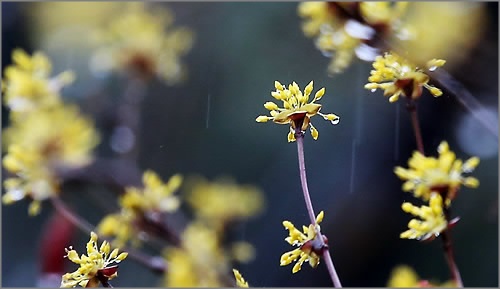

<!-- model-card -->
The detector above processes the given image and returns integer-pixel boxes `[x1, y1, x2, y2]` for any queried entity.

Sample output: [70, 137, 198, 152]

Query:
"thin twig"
[429, 69, 498, 138]
[406, 100, 424, 155]
[440, 230, 464, 287]
[295, 131, 342, 288]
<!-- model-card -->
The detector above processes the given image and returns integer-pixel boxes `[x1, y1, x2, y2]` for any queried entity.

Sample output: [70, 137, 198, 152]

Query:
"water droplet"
[428, 66, 437, 71]
[371, 89, 377, 92]
[331, 118, 340, 125]
[9, 189, 25, 201]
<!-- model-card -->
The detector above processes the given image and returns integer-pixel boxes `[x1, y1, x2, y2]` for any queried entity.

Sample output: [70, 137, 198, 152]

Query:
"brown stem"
[440, 230, 463, 287]
[49, 196, 167, 274]
[406, 100, 425, 155]
[440, 200, 464, 288]
[295, 130, 342, 288]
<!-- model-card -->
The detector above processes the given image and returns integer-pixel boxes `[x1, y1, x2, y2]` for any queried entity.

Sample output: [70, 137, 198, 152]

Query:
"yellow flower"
[120, 170, 182, 213]
[256, 81, 339, 142]
[232, 269, 249, 288]
[90, 2, 194, 84]
[97, 170, 181, 246]
[364, 52, 446, 103]
[164, 222, 228, 287]
[298, 2, 409, 73]
[2, 146, 57, 216]
[2, 104, 99, 215]
[394, 141, 480, 202]
[186, 177, 264, 227]
[400, 193, 447, 241]
[96, 213, 137, 248]
[280, 211, 327, 273]
[2, 49, 74, 116]
[387, 265, 420, 287]
[387, 264, 456, 287]
[61, 232, 128, 288]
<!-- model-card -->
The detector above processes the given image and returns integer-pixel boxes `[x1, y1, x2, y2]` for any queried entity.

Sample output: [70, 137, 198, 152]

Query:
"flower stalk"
[295, 129, 342, 288]
[406, 100, 424, 155]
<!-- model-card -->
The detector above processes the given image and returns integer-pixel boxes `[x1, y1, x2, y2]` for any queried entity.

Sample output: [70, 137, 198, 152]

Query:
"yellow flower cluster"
[298, 2, 409, 74]
[1, 49, 74, 117]
[164, 178, 262, 286]
[2, 50, 99, 215]
[256, 81, 339, 142]
[61, 232, 128, 288]
[364, 52, 446, 103]
[232, 269, 249, 288]
[387, 264, 456, 287]
[400, 193, 447, 241]
[91, 2, 194, 84]
[97, 170, 182, 247]
[394, 141, 480, 202]
[186, 177, 264, 228]
[164, 222, 231, 287]
[395, 141, 480, 241]
[280, 211, 326, 273]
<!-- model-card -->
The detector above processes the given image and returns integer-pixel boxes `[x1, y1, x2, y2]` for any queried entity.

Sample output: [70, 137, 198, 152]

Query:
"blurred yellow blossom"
[186, 177, 264, 227]
[97, 170, 181, 246]
[90, 2, 194, 84]
[2, 49, 74, 117]
[394, 141, 480, 202]
[164, 222, 229, 287]
[364, 52, 445, 103]
[387, 264, 456, 287]
[121, 170, 182, 213]
[280, 211, 327, 273]
[2, 105, 99, 215]
[97, 213, 137, 248]
[391, 2, 485, 69]
[387, 265, 420, 287]
[298, 2, 409, 73]
[232, 269, 249, 288]
[256, 81, 339, 142]
[400, 193, 447, 241]
[61, 232, 128, 288]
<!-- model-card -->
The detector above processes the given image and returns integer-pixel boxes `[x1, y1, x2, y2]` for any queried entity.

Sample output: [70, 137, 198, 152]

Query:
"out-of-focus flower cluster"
[256, 80, 340, 142]
[90, 2, 194, 84]
[2, 49, 99, 215]
[395, 141, 480, 241]
[387, 264, 456, 287]
[97, 174, 264, 287]
[97, 170, 182, 247]
[297, 2, 409, 74]
[61, 232, 128, 288]
[164, 177, 264, 287]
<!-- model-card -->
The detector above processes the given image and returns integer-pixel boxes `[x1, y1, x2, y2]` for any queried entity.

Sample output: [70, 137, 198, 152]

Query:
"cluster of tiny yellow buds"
[400, 193, 447, 241]
[120, 170, 181, 213]
[232, 269, 249, 288]
[256, 81, 339, 142]
[364, 52, 445, 103]
[280, 211, 326, 273]
[61, 232, 128, 288]
[394, 141, 480, 202]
